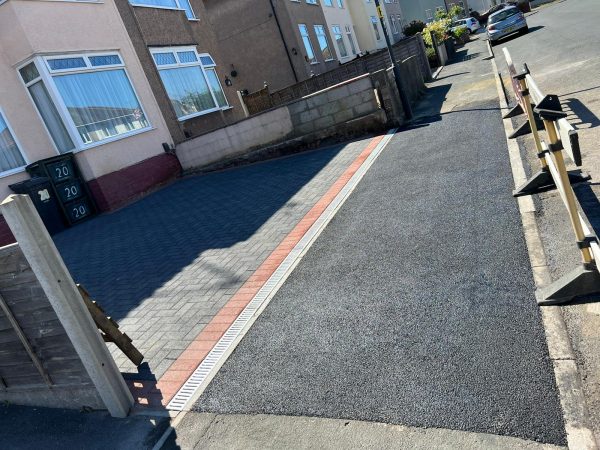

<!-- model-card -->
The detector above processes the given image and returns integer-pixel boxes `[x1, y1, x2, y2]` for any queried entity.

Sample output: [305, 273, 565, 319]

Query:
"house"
[380, 0, 407, 43]
[114, 0, 246, 143]
[347, 0, 387, 53]
[398, 0, 470, 24]
[320, 0, 362, 63]
[204, 0, 339, 94]
[0, 0, 176, 242]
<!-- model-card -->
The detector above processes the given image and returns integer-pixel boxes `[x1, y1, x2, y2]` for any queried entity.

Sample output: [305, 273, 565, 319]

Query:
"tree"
[403, 20, 426, 36]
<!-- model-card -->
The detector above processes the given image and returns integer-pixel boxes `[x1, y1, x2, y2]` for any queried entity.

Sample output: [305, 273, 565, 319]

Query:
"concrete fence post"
[0, 194, 133, 418]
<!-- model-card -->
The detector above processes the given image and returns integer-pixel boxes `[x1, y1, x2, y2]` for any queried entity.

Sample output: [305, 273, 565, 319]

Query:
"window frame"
[149, 46, 229, 122]
[314, 24, 335, 62]
[0, 107, 28, 178]
[298, 24, 318, 65]
[128, 0, 197, 21]
[331, 25, 348, 59]
[17, 52, 152, 155]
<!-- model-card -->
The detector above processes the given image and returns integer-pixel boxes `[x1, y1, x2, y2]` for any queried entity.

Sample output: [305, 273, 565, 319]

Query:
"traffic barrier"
[502, 49, 600, 305]
[503, 49, 588, 198]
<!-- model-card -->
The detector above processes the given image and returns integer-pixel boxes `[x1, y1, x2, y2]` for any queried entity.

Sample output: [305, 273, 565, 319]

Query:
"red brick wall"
[88, 153, 181, 212]
[0, 215, 16, 247]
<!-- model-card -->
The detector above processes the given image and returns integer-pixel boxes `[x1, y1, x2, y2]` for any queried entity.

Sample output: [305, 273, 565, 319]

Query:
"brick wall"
[0, 244, 104, 410]
[87, 153, 181, 213]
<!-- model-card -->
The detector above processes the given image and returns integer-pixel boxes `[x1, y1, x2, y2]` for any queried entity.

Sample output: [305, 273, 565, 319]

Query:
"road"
[166, 37, 567, 448]
[496, 0, 600, 440]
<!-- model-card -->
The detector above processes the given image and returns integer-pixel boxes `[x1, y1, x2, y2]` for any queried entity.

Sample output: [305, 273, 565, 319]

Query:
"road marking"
[491, 53, 598, 450]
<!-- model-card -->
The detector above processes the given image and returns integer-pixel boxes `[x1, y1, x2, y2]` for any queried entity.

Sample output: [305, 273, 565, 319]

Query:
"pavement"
[495, 0, 600, 441]
[4, 18, 583, 449]
[167, 36, 567, 447]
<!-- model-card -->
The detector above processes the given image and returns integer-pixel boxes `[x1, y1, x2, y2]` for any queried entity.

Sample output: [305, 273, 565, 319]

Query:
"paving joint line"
[491, 52, 597, 450]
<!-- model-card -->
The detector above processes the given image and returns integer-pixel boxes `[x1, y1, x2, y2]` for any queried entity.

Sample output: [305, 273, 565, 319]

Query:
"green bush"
[426, 47, 439, 68]
[403, 20, 426, 37]
[453, 26, 468, 39]
[423, 18, 451, 47]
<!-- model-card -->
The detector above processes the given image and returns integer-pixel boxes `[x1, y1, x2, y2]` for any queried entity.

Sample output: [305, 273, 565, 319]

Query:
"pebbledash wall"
[0, 0, 178, 245]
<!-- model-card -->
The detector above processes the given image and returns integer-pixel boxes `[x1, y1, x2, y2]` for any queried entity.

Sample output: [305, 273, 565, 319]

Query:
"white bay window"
[19, 52, 150, 153]
[150, 47, 228, 121]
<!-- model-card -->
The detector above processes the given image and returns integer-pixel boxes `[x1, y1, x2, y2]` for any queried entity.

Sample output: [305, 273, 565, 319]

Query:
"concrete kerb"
[490, 53, 598, 450]
[432, 65, 444, 80]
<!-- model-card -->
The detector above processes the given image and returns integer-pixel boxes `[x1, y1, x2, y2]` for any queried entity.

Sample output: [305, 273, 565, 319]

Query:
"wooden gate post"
[0, 194, 133, 418]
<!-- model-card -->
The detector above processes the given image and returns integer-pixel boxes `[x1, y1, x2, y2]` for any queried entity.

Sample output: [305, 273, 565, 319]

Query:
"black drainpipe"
[268, 0, 299, 83]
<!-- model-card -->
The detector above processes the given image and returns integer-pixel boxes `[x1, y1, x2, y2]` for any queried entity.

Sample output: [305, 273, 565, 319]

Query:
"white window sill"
[73, 126, 155, 154]
[130, 3, 196, 20]
[324, 58, 336, 62]
[177, 106, 230, 122]
[0, 166, 26, 180]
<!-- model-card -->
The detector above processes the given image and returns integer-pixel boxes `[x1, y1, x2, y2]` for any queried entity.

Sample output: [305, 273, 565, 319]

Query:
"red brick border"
[128, 134, 387, 409]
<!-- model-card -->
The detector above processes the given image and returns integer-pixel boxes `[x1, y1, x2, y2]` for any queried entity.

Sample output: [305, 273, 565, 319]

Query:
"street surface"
[497, 0, 600, 439]
[168, 37, 566, 448]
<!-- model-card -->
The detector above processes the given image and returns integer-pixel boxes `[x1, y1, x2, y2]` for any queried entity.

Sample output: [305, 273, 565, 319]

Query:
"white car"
[452, 17, 481, 34]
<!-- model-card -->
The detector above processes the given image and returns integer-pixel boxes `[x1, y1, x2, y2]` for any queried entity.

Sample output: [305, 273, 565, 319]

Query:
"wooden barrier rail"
[502, 49, 600, 305]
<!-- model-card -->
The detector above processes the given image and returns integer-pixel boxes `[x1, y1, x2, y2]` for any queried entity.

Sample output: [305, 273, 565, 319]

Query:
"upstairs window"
[0, 110, 26, 176]
[151, 47, 228, 121]
[129, 0, 196, 20]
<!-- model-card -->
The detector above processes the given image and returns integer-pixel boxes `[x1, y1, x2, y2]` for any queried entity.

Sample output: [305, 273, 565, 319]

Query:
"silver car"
[487, 6, 528, 45]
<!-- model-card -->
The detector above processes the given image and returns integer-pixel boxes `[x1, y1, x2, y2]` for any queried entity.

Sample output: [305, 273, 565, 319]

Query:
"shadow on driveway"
[53, 145, 346, 322]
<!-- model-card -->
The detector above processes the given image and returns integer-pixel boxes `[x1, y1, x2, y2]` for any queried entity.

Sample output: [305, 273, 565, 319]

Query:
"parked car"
[452, 17, 480, 34]
[487, 6, 528, 45]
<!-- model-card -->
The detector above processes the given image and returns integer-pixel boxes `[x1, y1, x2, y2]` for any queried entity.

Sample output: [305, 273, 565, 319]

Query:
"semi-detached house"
[0, 0, 243, 245]
[204, 0, 339, 94]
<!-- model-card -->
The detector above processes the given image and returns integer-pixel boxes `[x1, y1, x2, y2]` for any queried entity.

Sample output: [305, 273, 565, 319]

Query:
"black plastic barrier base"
[513, 169, 590, 197]
[537, 264, 600, 306]
[503, 103, 524, 119]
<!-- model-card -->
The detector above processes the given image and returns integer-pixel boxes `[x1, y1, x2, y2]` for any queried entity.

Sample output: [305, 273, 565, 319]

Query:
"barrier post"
[533, 96, 600, 305]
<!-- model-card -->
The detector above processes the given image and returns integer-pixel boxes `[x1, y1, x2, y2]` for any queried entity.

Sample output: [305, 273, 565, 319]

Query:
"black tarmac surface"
[194, 97, 566, 444]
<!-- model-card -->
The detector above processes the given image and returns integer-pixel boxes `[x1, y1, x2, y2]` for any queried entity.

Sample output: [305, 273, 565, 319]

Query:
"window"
[391, 15, 398, 34]
[331, 26, 348, 58]
[337, 0, 344, 7]
[298, 24, 317, 64]
[0, 110, 26, 176]
[370, 16, 381, 40]
[323, 0, 333, 5]
[345, 25, 358, 54]
[128, 0, 195, 20]
[306, 0, 317, 4]
[314, 25, 334, 61]
[19, 53, 150, 153]
[397, 14, 405, 30]
[151, 47, 228, 121]
[426, 9, 433, 20]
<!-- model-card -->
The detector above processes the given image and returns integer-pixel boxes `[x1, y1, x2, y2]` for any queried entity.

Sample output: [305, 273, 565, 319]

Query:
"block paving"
[53, 137, 376, 390]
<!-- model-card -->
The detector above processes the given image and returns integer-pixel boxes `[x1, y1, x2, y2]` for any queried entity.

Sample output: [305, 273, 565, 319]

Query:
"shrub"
[423, 18, 451, 47]
[448, 5, 464, 19]
[453, 26, 468, 39]
[426, 47, 439, 68]
[403, 20, 426, 37]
